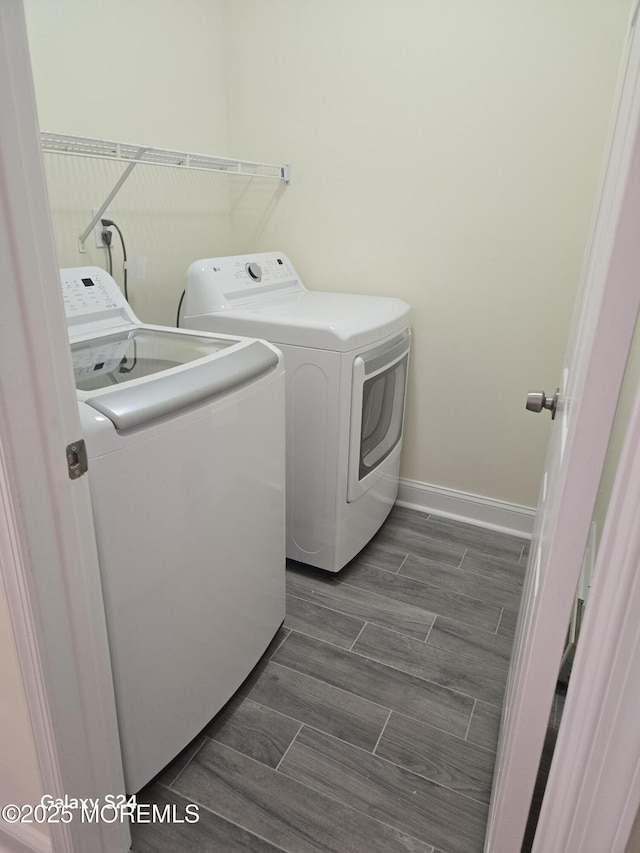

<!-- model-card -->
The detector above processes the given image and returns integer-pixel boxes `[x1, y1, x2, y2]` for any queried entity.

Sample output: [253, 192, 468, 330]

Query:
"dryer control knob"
[246, 262, 262, 282]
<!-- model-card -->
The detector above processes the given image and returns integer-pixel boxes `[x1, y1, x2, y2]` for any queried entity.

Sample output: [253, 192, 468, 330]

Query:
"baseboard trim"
[396, 478, 535, 538]
[0, 823, 52, 853]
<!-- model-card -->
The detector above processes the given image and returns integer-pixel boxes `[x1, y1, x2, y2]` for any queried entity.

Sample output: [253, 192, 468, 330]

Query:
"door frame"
[0, 3, 128, 852]
[485, 3, 640, 848]
[529, 17, 640, 843]
[532, 355, 640, 851]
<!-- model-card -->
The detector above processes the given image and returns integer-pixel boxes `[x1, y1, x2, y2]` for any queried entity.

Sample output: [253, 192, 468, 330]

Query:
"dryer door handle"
[359, 329, 411, 377]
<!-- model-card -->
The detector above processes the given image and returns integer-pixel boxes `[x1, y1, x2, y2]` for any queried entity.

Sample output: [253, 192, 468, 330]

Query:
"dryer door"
[347, 330, 410, 502]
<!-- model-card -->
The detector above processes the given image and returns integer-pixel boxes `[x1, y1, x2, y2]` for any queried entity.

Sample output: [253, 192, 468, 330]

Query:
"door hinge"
[66, 439, 88, 480]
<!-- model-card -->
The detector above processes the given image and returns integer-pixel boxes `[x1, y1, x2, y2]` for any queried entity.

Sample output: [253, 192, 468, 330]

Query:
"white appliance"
[61, 266, 285, 792]
[183, 252, 410, 573]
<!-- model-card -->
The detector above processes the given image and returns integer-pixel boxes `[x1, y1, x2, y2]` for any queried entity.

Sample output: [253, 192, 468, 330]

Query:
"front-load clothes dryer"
[182, 252, 411, 573]
[61, 266, 285, 792]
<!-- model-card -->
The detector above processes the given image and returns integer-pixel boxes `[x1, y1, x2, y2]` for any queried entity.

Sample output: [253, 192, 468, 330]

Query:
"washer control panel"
[61, 266, 138, 336]
[246, 262, 263, 281]
[71, 337, 131, 382]
[185, 252, 305, 314]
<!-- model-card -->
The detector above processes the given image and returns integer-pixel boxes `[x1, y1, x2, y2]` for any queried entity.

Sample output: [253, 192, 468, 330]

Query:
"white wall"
[24, 0, 633, 510]
[25, 0, 234, 326]
[223, 0, 634, 507]
[24, 0, 229, 152]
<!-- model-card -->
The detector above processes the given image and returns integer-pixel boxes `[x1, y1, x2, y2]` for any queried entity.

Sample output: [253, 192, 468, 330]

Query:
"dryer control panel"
[185, 252, 305, 315]
[61, 266, 139, 338]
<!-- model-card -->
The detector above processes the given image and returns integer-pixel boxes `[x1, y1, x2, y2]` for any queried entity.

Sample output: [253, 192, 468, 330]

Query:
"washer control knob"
[246, 262, 262, 282]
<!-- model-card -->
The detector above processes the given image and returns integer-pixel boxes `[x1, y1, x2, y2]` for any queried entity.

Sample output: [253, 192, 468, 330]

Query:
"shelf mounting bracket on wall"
[77, 145, 149, 252]
[39, 132, 292, 252]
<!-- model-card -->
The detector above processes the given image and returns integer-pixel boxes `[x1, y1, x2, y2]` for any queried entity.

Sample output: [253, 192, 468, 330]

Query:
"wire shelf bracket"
[40, 132, 292, 252]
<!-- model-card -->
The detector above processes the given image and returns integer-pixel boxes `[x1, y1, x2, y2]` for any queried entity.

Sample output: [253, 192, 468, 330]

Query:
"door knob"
[526, 389, 559, 419]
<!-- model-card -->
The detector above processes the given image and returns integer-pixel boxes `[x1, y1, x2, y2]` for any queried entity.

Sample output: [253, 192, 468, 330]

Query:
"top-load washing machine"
[182, 252, 410, 573]
[62, 266, 285, 792]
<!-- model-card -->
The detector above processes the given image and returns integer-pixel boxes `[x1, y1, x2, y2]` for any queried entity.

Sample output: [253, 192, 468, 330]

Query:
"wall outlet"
[93, 208, 111, 248]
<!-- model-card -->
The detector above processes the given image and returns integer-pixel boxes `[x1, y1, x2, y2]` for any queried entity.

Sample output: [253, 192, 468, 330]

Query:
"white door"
[0, 3, 128, 852]
[485, 6, 640, 851]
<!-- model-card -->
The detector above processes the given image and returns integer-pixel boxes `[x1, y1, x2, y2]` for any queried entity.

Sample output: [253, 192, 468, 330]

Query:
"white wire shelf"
[40, 132, 291, 182]
[40, 131, 292, 251]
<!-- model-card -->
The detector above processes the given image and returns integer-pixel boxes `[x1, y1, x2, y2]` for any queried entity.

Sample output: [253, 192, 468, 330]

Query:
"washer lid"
[72, 328, 278, 430]
[193, 290, 411, 351]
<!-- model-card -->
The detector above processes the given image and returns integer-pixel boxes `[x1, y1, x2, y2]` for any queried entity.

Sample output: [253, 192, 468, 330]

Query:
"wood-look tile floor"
[132, 506, 527, 853]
